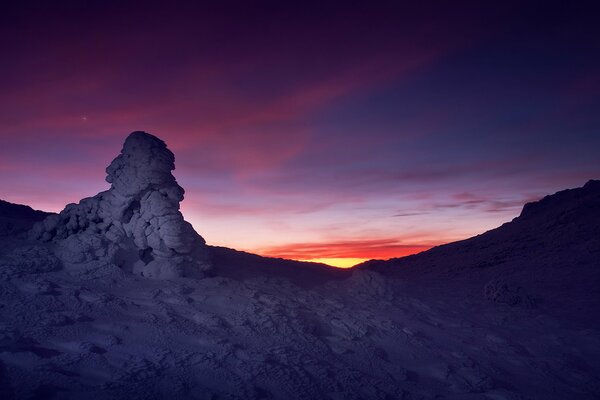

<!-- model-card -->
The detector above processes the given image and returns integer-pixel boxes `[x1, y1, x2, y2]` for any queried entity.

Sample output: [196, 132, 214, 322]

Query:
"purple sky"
[1, 1, 599, 266]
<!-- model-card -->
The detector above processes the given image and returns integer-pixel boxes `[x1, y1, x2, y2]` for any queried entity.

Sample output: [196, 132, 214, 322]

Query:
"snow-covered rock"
[30, 131, 211, 278]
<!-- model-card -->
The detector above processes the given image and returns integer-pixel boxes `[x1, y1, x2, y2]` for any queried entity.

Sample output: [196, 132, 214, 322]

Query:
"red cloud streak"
[256, 238, 437, 261]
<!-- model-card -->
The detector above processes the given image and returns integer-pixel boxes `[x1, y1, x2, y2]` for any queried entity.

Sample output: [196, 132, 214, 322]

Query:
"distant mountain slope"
[359, 180, 600, 321]
[208, 246, 351, 287]
[0, 199, 53, 237]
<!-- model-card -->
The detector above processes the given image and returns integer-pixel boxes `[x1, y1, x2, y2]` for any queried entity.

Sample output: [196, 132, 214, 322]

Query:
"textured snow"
[0, 133, 598, 399]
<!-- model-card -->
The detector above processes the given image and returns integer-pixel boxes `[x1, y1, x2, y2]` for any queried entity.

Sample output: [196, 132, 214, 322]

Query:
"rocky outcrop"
[30, 131, 211, 278]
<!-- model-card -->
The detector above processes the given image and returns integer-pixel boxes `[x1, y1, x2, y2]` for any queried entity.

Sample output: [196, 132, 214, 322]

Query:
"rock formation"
[30, 131, 211, 278]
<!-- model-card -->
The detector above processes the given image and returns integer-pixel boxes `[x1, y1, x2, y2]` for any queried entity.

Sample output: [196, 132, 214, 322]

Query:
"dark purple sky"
[1, 1, 599, 266]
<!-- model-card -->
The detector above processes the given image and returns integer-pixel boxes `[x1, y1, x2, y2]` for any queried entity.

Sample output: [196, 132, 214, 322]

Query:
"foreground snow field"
[0, 133, 598, 399]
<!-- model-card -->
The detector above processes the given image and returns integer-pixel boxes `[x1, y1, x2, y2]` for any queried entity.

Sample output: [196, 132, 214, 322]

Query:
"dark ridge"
[208, 246, 352, 288]
[0, 199, 54, 236]
[517, 179, 600, 221]
[357, 179, 600, 272]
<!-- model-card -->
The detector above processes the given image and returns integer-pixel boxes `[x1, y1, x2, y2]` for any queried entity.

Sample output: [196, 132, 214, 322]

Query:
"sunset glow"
[301, 259, 369, 269]
[1, 2, 599, 267]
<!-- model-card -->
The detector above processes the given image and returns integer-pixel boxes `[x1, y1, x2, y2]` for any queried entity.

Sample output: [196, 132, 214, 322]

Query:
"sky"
[1, 1, 599, 267]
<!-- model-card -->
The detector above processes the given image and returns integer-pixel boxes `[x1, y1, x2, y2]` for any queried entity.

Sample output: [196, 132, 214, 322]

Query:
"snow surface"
[0, 133, 598, 399]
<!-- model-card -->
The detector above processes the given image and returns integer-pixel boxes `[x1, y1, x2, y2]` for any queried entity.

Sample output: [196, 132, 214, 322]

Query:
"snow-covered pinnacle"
[30, 131, 211, 279]
[106, 132, 179, 197]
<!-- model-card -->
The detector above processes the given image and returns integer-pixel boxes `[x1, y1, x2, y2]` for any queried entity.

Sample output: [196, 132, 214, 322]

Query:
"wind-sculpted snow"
[29, 132, 210, 279]
[0, 254, 599, 399]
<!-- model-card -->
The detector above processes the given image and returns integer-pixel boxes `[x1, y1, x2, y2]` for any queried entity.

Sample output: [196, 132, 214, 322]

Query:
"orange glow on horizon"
[300, 258, 369, 268]
[255, 239, 437, 268]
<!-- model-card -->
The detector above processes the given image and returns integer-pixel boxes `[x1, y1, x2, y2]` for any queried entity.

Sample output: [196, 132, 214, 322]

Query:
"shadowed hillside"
[359, 180, 600, 323]
[0, 200, 53, 237]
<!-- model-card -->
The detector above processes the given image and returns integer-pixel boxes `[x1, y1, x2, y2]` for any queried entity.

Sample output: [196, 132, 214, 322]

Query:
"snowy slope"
[359, 180, 600, 325]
